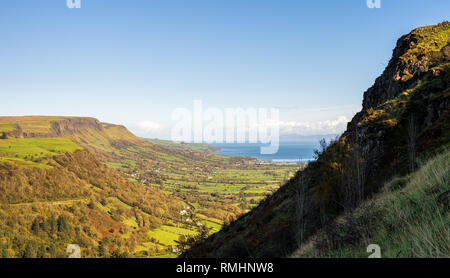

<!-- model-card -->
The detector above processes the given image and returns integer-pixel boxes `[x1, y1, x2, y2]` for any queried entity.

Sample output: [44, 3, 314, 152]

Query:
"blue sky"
[0, 0, 448, 138]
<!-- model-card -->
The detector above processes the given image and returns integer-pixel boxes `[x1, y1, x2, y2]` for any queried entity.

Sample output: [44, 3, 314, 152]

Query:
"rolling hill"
[0, 116, 299, 257]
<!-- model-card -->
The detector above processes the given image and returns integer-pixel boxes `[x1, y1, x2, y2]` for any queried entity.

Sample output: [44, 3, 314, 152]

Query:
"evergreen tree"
[48, 215, 58, 235]
[31, 218, 40, 235]
[98, 241, 106, 257]
[23, 243, 38, 258]
[37, 245, 46, 258]
[57, 216, 69, 233]
[48, 243, 58, 258]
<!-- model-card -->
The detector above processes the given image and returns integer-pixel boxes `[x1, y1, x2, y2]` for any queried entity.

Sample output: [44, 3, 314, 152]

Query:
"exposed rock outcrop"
[363, 21, 450, 109]
[50, 117, 103, 137]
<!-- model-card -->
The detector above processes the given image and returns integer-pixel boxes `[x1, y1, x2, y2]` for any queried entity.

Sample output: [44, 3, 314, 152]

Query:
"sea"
[211, 141, 320, 163]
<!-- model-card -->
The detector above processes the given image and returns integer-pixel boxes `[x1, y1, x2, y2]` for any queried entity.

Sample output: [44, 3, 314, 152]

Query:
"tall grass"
[292, 149, 449, 258]
[382, 149, 449, 257]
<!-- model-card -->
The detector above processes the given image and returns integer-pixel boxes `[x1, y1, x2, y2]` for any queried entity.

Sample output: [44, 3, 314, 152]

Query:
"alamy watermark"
[66, 1, 380, 10]
[366, 0, 381, 9]
[367, 244, 381, 258]
[67, 0, 81, 9]
[65, 1, 381, 10]
[171, 100, 280, 154]
[67, 244, 81, 258]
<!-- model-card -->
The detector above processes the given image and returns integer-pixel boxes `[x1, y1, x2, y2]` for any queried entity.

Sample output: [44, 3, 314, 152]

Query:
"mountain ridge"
[182, 21, 450, 258]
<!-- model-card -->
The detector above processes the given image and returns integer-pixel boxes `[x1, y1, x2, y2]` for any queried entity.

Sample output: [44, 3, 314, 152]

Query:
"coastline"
[210, 142, 318, 165]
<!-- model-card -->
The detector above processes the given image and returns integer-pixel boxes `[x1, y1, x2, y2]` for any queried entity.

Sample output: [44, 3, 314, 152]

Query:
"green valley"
[0, 116, 300, 257]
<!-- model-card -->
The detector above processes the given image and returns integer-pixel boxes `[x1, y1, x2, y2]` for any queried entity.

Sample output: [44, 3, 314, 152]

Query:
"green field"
[0, 138, 83, 168]
[148, 225, 197, 246]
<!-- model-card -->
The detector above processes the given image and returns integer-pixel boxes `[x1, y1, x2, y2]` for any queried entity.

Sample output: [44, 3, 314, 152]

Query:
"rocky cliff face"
[184, 22, 450, 258]
[347, 22, 450, 194]
[0, 116, 104, 138]
[0, 116, 140, 142]
[363, 21, 450, 109]
[50, 117, 103, 137]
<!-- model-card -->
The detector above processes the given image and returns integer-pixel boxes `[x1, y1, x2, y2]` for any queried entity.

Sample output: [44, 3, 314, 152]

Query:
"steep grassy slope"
[183, 21, 450, 258]
[292, 148, 449, 258]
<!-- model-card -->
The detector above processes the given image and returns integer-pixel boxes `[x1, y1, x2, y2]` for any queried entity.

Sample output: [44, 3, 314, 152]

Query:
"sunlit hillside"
[0, 116, 300, 257]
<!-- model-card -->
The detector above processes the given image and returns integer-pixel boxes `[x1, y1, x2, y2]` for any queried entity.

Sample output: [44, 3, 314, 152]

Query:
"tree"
[313, 138, 328, 159]
[293, 172, 308, 247]
[48, 243, 58, 258]
[111, 249, 129, 258]
[176, 226, 210, 252]
[57, 215, 69, 233]
[354, 136, 366, 204]
[31, 218, 40, 235]
[23, 242, 38, 258]
[407, 114, 417, 173]
[341, 135, 366, 210]
[48, 215, 58, 235]
[37, 245, 46, 258]
[98, 241, 107, 257]
[0, 132, 7, 139]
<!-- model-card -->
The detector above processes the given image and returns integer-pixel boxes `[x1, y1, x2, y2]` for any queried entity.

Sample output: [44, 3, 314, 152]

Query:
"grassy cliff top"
[0, 116, 98, 134]
[399, 21, 450, 65]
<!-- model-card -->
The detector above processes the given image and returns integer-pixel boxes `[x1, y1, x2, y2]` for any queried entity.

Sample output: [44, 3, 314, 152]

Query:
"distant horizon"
[145, 134, 339, 143]
[0, 114, 340, 142]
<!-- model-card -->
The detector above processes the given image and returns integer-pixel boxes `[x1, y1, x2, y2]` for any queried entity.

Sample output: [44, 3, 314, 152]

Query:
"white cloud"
[255, 116, 349, 135]
[277, 116, 349, 135]
[135, 120, 164, 133]
[130, 115, 349, 141]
